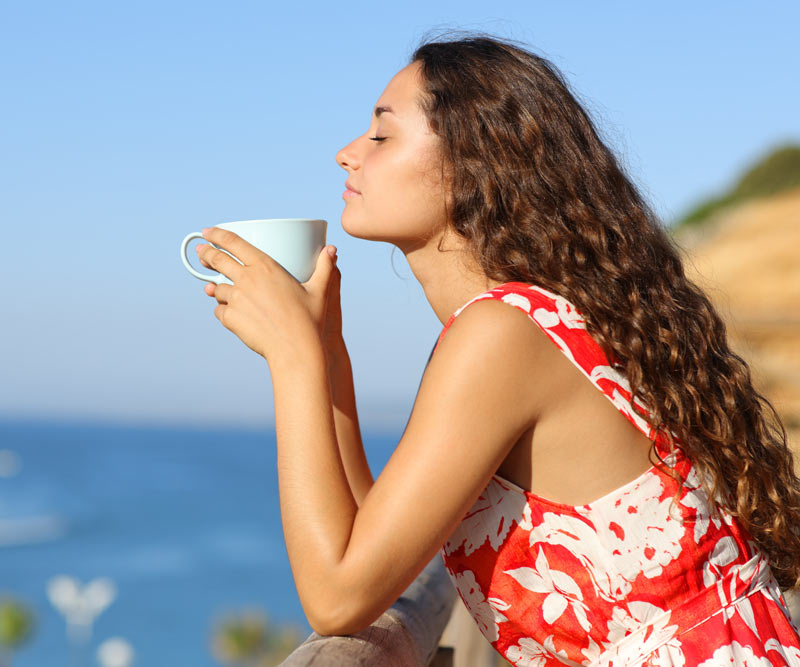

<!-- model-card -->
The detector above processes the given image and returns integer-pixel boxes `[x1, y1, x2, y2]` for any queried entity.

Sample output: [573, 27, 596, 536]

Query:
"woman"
[194, 33, 800, 665]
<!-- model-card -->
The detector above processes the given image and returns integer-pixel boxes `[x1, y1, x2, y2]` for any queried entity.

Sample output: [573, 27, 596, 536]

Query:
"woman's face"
[335, 61, 450, 251]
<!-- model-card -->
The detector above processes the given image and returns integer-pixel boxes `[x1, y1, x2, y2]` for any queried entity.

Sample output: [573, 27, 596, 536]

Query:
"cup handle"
[180, 232, 222, 283]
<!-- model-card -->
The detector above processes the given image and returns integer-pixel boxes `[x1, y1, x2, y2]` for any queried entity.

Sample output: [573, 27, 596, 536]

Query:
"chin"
[340, 210, 384, 242]
[340, 215, 368, 240]
[340, 209, 428, 248]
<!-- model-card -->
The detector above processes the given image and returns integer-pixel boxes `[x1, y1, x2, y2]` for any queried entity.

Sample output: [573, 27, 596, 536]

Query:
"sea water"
[0, 419, 400, 666]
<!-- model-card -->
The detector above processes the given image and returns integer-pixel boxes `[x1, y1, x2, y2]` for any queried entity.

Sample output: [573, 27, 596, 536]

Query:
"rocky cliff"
[674, 186, 800, 458]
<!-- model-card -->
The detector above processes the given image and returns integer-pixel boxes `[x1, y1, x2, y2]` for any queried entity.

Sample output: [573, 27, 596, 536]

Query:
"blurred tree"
[676, 143, 800, 228]
[0, 597, 35, 667]
[210, 608, 302, 666]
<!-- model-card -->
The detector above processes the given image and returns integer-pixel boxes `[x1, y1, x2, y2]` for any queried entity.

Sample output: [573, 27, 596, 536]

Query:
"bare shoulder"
[433, 296, 561, 381]
[418, 296, 559, 433]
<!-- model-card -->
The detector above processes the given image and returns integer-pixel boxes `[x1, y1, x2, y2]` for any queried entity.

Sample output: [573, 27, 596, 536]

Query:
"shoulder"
[426, 293, 559, 422]
[442, 294, 542, 349]
[435, 284, 561, 361]
[435, 282, 573, 350]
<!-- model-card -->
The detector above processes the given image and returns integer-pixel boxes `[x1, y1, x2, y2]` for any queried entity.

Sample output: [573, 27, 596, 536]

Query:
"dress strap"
[434, 282, 658, 442]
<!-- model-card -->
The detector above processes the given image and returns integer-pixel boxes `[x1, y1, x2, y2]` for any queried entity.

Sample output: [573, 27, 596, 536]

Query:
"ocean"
[0, 419, 400, 666]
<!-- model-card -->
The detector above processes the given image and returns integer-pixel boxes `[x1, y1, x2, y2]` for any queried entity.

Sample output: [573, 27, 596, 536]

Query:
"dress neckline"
[490, 462, 665, 513]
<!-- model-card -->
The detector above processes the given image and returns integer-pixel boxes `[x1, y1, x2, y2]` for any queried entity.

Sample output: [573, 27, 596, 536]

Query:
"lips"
[345, 181, 361, 194]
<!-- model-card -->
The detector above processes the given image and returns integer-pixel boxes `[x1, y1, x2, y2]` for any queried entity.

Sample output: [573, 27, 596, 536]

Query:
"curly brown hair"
[409, 31, 800, 590]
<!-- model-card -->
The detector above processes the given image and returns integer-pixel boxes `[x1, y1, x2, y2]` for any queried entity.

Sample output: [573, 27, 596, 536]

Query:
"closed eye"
[370, 136, 387, 142]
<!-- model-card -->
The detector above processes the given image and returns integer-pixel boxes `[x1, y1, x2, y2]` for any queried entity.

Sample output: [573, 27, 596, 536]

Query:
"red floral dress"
[435, 282, 800, 666]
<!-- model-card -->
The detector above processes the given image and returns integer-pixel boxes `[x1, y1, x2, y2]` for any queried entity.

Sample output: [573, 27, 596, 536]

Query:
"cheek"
[362, 154, 413, 209]
[341, 147, 448, 240]
[371, 149, 443, 207]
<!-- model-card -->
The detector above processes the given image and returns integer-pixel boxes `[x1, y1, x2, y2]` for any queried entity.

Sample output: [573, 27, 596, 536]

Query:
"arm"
[327, 337, 373, 506]
[326, 335, 437, 507]
[194, 229, 544, 637]
[321, 254, 373, 507]
[197, 229, 381, 508]
[270, 300, 547, 636]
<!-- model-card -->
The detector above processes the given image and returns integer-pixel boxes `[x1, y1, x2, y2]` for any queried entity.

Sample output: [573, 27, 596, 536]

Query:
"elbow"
[309, 615, 358, 638]
[306, 590, 382, 637]
[307, 605, 343, 637]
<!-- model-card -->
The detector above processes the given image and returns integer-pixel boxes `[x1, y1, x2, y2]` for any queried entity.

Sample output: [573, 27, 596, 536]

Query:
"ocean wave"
[0, 515, 68, 546]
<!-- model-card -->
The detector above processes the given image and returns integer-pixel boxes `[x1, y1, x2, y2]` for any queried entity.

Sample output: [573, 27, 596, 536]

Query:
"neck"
[398, 230, 503, 325]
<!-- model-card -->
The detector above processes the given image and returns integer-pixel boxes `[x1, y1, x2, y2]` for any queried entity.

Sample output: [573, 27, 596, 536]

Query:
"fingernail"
[202, 227, 211, 236]
[327, 246, 337, 259]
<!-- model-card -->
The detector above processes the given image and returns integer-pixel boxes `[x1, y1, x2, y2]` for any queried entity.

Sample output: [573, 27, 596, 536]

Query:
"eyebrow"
[373, 105, 395, 118]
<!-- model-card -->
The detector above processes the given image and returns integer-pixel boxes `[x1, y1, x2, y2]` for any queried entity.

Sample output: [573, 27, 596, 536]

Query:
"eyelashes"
[370, 136, 387, 142]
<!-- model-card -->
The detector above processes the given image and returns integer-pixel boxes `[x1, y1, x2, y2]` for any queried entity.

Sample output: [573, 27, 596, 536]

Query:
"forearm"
[327, 338, 373, 506]
[269, 335, 359, 623]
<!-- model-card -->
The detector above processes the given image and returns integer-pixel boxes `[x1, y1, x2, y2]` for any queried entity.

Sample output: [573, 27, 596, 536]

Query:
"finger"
[304, 245, 338, 291]
[212, 282, 233, 305]
[214, 303, 229, 328]
[204, 282, 216, 297]
[196, 244, 244, 283]
[213, 302, 240, 334]
[202, 227, 265, 267]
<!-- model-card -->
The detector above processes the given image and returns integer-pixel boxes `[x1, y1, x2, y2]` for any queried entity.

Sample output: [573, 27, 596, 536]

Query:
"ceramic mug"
[180, 218, 327, 284]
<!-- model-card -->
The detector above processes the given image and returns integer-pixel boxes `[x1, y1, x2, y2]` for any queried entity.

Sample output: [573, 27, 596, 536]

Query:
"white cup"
[180, 218, 327, 284]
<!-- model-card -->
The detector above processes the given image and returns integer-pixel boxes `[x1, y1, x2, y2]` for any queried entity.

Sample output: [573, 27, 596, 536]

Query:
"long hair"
[410, 31, 800, 590]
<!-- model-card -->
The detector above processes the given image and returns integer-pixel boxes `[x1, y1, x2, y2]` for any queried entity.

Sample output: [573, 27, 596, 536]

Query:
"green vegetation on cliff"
[676, 143, 800, 228]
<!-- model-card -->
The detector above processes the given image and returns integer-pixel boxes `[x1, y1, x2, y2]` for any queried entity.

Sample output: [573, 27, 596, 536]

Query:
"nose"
[336, 136, 362, 172]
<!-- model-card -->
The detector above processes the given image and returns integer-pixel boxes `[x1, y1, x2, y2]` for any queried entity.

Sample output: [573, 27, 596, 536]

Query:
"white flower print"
[679, 465, 735, 544]
[590, 365, 654, 436]
[581, 602, 683, 666]
[531, 309, 582, 369]
[649, 644, 688, 667]
[592, 473, 684, 584]
[679, 466, 723, 544]
[452, 293, 495, 319]
[697, 641, 774, 666]
[501, 292, 532, 313]
[607, 601, 669, 641]
[530, 474, 684, 601]
[518, 498, 534, 531]
[712, 554, 772, 642]
[553, 295, 586, 329]
[453, 569, 509, 643]
[504, 548, 591, 632]
[588, 362, 628, 389]
[532, 307, 560, 329]
[764, 639, 800, 666]
[528, 511, 625, 601]
[523, 285, 585, 329]
[581, 637, 603, 664]
[702, 536, 739, 587]
[506, 635, 574, 667]
[505, 637, 548, 667]
[444, 478, 528, 556]
[531, 474, 683, 601]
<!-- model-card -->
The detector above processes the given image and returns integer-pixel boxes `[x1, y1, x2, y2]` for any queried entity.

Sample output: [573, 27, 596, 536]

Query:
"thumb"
[306, 245, 338, 290]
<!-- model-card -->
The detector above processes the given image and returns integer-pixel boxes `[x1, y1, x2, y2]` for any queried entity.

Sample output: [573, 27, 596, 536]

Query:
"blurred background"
[1, 1, 798, 664]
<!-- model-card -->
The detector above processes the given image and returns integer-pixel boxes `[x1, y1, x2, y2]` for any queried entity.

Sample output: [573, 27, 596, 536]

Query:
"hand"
[321, 255, 344, 353]
[196, 227, 339, 362]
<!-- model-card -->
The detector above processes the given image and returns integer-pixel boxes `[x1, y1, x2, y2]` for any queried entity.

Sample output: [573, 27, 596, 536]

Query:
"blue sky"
[2, 1, 798, 432]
